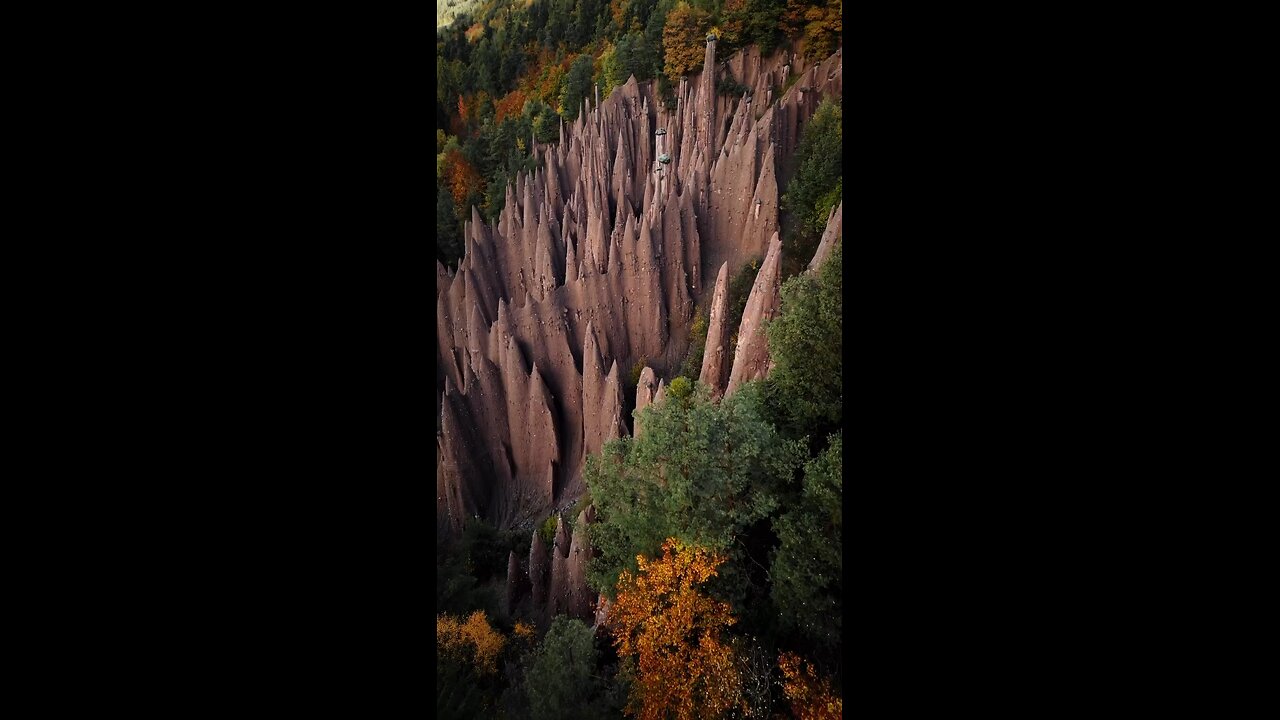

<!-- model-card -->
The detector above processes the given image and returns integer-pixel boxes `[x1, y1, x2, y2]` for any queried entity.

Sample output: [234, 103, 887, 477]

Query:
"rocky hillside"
[437, 38, 843, 541]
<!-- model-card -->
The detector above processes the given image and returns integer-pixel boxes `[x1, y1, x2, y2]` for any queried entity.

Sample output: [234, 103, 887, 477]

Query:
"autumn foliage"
[609, 538, 742, 719]
[442, 148, 483, 211]
[781, 0, 842, 60]
[662, 3, 712, 81]
[778, 651, 842, 720]
[437, 610, 507, 675]
[493, 87, 527, 125]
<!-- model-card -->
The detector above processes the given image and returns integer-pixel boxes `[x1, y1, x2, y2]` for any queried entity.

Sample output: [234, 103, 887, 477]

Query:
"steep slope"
[437, 39, 843, 538]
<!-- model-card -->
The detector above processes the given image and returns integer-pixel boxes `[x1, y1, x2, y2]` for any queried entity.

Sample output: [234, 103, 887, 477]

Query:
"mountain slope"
[436, 37, 842, 539]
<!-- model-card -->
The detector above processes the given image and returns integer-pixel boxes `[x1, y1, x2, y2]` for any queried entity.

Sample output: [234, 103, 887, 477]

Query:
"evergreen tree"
[770, 433, 842, 651]
[763, 243, 842, 443]
[780, 98, 842, 274]
[522, 616, 603, 720]
[437, 188, 463, 267]
[559, 54, 596, 119]
[585, 381, 803, 611]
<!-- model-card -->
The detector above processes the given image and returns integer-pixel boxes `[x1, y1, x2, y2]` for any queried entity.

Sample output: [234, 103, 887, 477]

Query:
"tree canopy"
[764, 242, 842, 442]
[661, 3, 713, 81]
[435, 0, 841, 266]
[585, 381, 803, 603]
[610, 538, 742, 719]
[780, 98, 842, 276]
[770, 433, 842, 649]
[522, 616, 604, 720]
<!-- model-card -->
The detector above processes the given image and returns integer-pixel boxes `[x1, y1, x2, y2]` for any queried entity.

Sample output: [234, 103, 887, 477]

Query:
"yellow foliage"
[778, 651, 842, 719]
[662, 4, 712, 80]
[513, 620, 536, 642]
[610, 539, 741, 720]
[436, 611, 507, 675]
[437, 614, 465, 653]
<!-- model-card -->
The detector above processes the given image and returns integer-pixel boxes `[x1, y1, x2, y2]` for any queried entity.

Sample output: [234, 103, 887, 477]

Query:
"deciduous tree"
[610, 539, 742, 719]
[778, 651, 842, 720]
[437, 610, 507, 675]
[662, 3, 712, 81]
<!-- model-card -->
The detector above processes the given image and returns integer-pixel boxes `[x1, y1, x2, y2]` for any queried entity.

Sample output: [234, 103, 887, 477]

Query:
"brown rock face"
[565, 507, 597, 620]
[633, 366, 657, 438]
[541, 510, 598, 623]
[726, 232, 784, 397]
[699, 262, 732, 397]
[505, 550, 521, 616]
[436, 42, 843, 538]
[583, 324, 628, 462]
[545, 515, 570, 621]
[529, 531, 549, 610]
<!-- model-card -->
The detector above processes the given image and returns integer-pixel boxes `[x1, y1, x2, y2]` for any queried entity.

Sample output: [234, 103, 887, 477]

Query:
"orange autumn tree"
[609, 538, 742, 719]
[778, 651, 842, 720]
[436, 610, 507, 675]
[442, 148, 483, 212]
[493, 87, 527, 124]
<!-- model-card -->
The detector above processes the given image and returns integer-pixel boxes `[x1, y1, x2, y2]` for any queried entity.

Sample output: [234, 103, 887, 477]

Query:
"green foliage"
[538, 514, 559, 546]
[528, 98, 562, 144]
[571, 492, 593, 521]
[744, 0, 785, 54]
[677, 309, 709, 379]
[559, 54, 596, 120]
[628, 358, 646, 388]
[763, 243, 842, 442]
[717, 67, 750, 97]
[461, 516, 530, 584]
[565, 492, 594, 534]
[585, 381, 803, 603]
[436, 551, 499, 618]
[599, 31, 661, 98]
[437, 610, 522, 719]
[435, 0, 846, 668]
[437, 188, 463, 268]
[522, 616, 602, 720]
[437, 652, 494, 719]
[783, 68, 800, 93]
[598, 42, 620, 98]
[780, 98, 841, 276]
[770, 433, 842, 649]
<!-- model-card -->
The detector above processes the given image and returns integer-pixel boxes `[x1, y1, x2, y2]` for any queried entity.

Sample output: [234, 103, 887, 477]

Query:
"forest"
[437, 0, 842, 716]
[438, 243, 842, 718]
[436, 0, 842, 269]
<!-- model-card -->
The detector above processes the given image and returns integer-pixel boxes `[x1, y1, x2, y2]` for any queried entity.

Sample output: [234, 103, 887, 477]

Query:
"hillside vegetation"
[437, 0, 483, 29]
[435, 1, 843, 717]
[435, 0, 842, 269]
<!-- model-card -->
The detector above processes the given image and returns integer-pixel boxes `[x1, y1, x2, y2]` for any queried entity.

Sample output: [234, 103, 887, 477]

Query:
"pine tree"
[585, 381, 803, 607]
